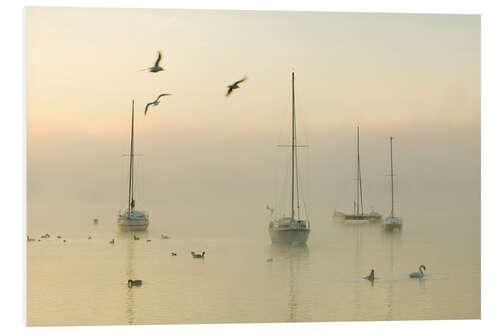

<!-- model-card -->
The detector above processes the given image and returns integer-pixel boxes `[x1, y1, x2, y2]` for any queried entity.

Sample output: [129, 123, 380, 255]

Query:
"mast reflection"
[125, 237, 136, 325]
[269, 243, 309, 322]
[385, 230, 401, 320]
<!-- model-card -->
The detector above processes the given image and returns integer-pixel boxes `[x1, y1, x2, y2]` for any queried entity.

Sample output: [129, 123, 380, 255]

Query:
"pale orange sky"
[27, 7, 480, 236]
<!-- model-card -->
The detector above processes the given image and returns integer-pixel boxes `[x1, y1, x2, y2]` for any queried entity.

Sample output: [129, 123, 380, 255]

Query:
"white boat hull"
[117, 211, 149, 231]
[344, 215, 370, 224]
[332, 214, 346, 223]
[383, 216, 402, 230]
[368, 215, 383, 223]
[333, 211, 382, 223]
[268, 228, 310, 244]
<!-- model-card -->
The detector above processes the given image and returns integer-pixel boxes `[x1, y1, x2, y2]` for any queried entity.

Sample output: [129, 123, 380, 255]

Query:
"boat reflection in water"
[125, 237, 137, 325]
[383, 228, 402, 320]
[269, 243, 310, 322]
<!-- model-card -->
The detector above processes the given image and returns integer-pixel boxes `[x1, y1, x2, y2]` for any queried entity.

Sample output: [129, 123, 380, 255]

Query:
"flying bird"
[142, 51, 164, 73]
[225, 77, 247, 97]
[144, 93, 171, 115]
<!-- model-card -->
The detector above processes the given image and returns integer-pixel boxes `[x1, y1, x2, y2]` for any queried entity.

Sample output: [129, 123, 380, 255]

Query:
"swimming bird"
[266, 258, 273, 262]
[128, 279, 142, 287]
[133, 234, 140, 240]
[161, 234, 169, 239]
[363, 269, 375, 281]
[63, 239, 66, 243]
[409, 265, 426, 278]
[109, 239, 115, 244]
[142, 51, 164, 73]
[41, 233, 50, 238]
[27, 236, 35, 242]
[147, 239, 151, 242]
[144, 93, 171, 115]
[225, 77, 247, 97]
[88, 236, 92, 240]
[191, 251, 205, 259]
[57, 235, 61, 239]
[171, 252, 177, 256]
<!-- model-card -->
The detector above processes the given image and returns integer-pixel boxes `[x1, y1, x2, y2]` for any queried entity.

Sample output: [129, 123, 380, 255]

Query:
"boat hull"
[117, 212, 149, 231]
[383, 216, 402, 231]
[382, 223, 401, 231]
[268, 228, 310, 244]
[333, 213, 382, 223]
[368, 216, 383, 223]
[117, 223, 149, 232]
[344, 215, 369, 224]
[332, 215, 346, 223]
[345, 215, 382, 223]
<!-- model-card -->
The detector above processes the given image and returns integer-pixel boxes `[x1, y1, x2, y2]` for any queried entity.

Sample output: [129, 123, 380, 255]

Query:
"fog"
[27, 8, 480, 239]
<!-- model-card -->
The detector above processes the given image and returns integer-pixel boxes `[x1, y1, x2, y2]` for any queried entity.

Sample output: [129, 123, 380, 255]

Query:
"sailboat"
[268, 72, 310, 244]
[383, 136, 402, 230]
[117, 100, 150, 231]
[334, 127, 382, 223]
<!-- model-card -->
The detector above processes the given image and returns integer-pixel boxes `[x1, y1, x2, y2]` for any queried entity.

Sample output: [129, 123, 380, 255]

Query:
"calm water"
[27, 210, 480, 326]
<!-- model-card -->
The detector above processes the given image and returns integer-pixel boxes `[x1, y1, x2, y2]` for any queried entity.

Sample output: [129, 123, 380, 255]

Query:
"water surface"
[27, 209, 480, 326]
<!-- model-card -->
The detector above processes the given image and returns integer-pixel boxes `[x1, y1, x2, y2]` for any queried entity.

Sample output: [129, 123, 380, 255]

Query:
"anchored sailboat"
[117, 100, 149, 231]
[268, 72, 310, 244]
[383, 136, 402, 230]
[334, 127, 381, 223]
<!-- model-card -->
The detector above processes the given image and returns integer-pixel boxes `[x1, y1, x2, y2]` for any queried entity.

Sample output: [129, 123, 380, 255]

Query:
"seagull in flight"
[145, 93, 171, 115]
[225, 77, 247, 97]
[142, 51, 164, 73]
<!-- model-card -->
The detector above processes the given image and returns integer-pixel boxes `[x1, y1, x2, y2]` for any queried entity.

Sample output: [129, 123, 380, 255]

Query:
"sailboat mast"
[357, 126, 364, 216]
[295, 144, 300, 219]
[390, 136, 394, 218]
[128, 100, 135, 212]
[294, 79, 301, 219]
[356, 127, 360, 215]
[291, 72, 296, 221]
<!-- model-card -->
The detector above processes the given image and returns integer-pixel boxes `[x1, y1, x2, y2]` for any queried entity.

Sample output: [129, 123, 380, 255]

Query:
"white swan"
[409, 265, 426, 278]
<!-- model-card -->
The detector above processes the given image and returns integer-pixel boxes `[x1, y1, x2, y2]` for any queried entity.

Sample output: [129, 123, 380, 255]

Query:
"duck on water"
[363, 269, 375, 282]
[409, 265, 426, 278]
[191, 251, 205, 259]
[128, 279, 142, 287]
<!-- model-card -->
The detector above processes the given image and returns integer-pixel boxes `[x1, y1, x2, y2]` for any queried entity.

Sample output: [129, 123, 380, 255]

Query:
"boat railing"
[118, 209, 149, 219]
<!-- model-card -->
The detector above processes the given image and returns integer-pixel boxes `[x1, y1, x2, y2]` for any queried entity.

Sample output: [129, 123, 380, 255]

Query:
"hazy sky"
[27, 7, 480, 237]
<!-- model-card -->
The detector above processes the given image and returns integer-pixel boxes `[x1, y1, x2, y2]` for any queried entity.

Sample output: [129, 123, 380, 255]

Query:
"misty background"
[27, 8, 480, 239]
